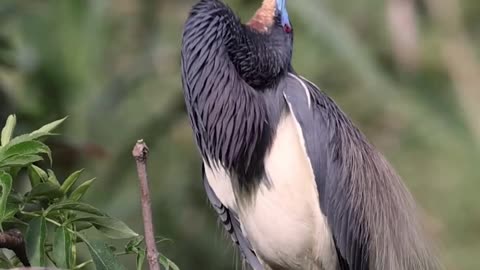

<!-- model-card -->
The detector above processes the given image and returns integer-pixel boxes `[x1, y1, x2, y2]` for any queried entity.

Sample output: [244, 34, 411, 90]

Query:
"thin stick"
[132, 139, 160, 270]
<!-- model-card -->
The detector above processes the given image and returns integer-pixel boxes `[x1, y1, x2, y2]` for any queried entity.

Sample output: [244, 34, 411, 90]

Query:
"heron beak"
[276, 0, 286, 12]
[276, 0, 291, 30]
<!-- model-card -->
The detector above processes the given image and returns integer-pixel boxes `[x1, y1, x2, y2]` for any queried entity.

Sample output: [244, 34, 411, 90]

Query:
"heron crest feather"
[248, 0, 276, 32]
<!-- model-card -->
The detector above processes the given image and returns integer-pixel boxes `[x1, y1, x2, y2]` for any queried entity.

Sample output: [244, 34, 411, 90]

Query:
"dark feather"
[181, 0, 289, 190]
[183, 0, 266, 189]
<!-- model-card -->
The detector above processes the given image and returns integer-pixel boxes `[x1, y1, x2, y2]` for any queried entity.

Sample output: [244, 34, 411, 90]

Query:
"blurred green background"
[1, 0, 479, 269]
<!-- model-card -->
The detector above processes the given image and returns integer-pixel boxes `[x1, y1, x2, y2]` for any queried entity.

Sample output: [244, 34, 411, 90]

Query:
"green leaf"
[0, 140, 51, 164]
[47, 169, 60, 185]
[70, 178, 96, 201]
[53, 226, 73, 269]
[0, 260, 11, 269]
[4, 117, 66, 149]
[29, 164, 48, 183]
[2, 203, 19, 221]
[2, 217, 29, 226]
[0, 250, 13, 268]
[0, 154, 43, 168]
[159, 254, 180, 270]
[8, 166, 21, 179]
[7, 133, 54, 148]
[1, 115, 16, 147]
[81, 236, 127, 270]
[29, 117, 68, 137]
[136, 249, 145, 270]
[0, 171, 13, 227]
[126, 236, 144, 252]
[26, 216, 47, 266]
[74, 221, 93, 232]
[7, 191, 23, 204]
[28, 182, 64, 201]
[46, 201, 106, 216]
[71, 216, 138, 239]
[27, 170, 41, 189]
[60, 169, 84, 194]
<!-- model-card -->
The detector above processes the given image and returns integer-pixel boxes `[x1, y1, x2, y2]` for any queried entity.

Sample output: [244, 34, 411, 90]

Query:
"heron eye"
[283, 24, 292, 33]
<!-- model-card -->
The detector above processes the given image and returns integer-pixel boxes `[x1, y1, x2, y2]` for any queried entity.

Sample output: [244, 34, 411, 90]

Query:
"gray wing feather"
[282, 74, 438, 270]
[281, 74, 370, 270]
[202, 165, 264, 270]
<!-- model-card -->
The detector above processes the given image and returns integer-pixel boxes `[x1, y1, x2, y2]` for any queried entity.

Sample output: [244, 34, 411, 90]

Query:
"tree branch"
[132, 139, 160, 270]
[0, 229, 30, 267]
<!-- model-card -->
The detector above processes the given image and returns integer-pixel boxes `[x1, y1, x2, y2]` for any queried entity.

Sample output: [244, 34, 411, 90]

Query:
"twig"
[0, 229, 30, 267]
[132, 139, 160, 270]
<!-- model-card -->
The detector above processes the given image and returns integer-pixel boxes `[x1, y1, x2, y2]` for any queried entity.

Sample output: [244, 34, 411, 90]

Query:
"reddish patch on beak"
[284, 24, 292, 33]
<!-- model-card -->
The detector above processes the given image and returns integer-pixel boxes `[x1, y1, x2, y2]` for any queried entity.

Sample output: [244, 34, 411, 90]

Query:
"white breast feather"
[204, 160, 237, 210]
[238, 111, 337, 270]
[203, 104, 337, 270]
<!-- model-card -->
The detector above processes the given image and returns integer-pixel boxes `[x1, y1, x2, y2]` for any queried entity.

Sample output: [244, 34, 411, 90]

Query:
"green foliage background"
[1, 0, 479, 269]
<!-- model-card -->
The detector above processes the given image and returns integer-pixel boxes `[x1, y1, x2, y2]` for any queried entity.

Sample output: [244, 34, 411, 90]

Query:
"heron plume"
[248, 0, 276, 32]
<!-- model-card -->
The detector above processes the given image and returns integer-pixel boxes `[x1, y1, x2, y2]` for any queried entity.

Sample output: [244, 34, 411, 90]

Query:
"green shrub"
[0, 115, 178, 270]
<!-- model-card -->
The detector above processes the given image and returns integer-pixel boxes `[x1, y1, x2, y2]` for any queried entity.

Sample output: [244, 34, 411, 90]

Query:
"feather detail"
[247, 0, 276, 32]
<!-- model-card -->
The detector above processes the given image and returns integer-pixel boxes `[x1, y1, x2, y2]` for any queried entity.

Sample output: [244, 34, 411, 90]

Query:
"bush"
[0, 115, 178, 270]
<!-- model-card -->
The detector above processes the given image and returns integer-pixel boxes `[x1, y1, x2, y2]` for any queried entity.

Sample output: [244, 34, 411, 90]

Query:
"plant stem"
[24, 211, 76, 237]
[132, 140, 160, 270]
[74, 260, 93, 269]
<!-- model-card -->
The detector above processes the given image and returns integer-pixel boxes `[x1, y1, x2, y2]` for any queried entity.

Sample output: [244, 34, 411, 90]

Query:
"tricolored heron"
[181, 0, 439, 269]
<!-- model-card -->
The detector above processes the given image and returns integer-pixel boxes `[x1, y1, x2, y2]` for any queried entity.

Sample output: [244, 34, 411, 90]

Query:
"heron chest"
[204, 113, 338, 270]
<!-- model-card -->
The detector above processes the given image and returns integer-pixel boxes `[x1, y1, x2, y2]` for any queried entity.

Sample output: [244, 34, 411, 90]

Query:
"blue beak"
[276, 0, 290, 28]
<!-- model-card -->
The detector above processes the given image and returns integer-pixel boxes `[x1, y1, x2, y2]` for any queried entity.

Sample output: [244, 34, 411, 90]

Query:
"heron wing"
[281, 73, 370, 270]
[202, 165, 264, 270]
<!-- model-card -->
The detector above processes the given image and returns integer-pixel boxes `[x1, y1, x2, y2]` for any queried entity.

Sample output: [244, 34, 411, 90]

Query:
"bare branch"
[0, 229, 30, 267]
[132, 139, 160, 270]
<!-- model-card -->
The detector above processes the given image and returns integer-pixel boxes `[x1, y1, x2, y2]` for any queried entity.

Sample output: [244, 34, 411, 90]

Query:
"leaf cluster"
[0, 115, 178, 270]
